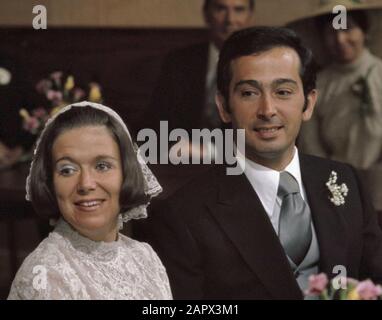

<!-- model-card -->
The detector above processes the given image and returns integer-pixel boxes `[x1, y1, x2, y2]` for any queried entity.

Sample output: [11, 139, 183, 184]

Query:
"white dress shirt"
[236, 147, 310, 234]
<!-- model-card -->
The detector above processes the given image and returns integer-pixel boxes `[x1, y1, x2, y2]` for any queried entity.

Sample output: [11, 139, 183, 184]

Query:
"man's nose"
[257, 94, 277, 120]
[225, 9, 234, 25]
[77, 169, 96, 194]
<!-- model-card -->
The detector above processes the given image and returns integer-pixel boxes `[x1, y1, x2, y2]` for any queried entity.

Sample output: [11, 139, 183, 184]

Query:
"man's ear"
[302, 89, 318, 122]
[215, 92, 232, 123]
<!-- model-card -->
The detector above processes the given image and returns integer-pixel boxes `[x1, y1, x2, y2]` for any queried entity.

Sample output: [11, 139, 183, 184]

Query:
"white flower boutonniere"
[326, 171, 349, 206]
[0, 67, 11, 85]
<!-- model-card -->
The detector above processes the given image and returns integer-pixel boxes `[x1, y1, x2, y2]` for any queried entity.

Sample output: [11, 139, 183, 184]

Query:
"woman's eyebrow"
[55, 156, 75, 165]
[94, 155, 119, 162]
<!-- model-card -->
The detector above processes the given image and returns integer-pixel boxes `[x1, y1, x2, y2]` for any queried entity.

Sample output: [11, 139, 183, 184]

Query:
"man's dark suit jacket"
[137, 154, 382, 299]
[140, 42, 211, 134]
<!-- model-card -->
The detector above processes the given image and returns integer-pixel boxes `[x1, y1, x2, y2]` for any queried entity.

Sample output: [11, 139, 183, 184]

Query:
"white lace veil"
[25, 101, 162, 227]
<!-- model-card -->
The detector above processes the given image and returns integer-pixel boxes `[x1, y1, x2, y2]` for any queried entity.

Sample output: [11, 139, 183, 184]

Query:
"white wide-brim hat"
[286, 0, 382, 65]
[288, 0, 382, 24]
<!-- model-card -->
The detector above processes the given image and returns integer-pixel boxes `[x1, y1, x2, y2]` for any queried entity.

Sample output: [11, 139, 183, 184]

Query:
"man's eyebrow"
[233, 5, 247, 10]
[213, 3, 227, 9]
[234, 80, 262, 91]
[273, 78, 298, 86]
[233, 79, 298, 91]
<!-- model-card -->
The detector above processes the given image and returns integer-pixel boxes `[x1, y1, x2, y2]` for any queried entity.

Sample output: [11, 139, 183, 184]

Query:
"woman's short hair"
[29, 105, 149, 219]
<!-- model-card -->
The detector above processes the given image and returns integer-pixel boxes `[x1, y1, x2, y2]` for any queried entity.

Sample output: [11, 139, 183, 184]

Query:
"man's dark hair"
[29, 106, 149, 219]
[315, 9, 369, 34]
[203, 0, 255, 11]
[217, 26, 317, 108]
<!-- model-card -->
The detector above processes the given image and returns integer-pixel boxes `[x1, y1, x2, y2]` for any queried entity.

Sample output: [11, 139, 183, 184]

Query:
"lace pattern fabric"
[7, 219, 172, 300]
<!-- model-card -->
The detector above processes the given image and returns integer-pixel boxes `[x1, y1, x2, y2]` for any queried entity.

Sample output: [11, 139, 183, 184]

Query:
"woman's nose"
[335, 31, 347, 45]
[77, 170, 96, 193]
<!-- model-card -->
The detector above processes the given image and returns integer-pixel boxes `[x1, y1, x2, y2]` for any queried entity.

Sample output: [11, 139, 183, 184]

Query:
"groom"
[136, 26, 382, 299]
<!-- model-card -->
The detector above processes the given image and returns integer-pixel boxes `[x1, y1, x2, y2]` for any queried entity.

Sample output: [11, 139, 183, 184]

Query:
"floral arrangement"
[326, 171, 349, 206]
[20, 71, 103, 135]
[305, 273, 382, 300]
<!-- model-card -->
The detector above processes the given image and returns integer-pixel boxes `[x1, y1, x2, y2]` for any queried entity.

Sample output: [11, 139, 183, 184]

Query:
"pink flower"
[305, 273, 329, 296]
[356, 280, 382, 300]
[50, 71, 63, 86]
[73, 88, 85, 101]
[32, 107, 48, 119]
[23, 116, 40, 133]
[345, 277, 359, 287]
[35, 79, 51, 94]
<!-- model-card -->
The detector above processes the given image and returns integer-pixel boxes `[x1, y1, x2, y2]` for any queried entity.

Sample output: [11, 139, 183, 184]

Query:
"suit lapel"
[207, 166, 302, 299]
[300, 155, 349, 276]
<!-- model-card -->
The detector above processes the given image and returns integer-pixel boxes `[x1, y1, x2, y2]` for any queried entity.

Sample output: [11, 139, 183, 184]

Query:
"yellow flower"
[64, 75, 75, 91]
[50, 105, 65, 116]
[89, 83, 102, 102]
[19, 108, 30, 120]
[347, 288, 360, 300]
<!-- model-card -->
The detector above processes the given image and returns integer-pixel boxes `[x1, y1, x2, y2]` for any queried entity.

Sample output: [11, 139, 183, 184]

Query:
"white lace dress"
[7, 219, 172, 300]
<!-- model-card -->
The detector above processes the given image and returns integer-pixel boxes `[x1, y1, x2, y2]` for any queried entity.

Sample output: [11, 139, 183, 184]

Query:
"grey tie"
[278, 172, 312, 266]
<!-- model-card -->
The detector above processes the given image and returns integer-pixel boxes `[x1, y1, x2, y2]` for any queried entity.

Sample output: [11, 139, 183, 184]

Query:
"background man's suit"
[137, 154, 382, 299]
[141, 43, 224, 134]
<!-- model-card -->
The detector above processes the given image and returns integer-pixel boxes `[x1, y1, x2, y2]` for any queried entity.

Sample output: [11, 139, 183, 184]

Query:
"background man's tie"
[278, 171, 312, 266]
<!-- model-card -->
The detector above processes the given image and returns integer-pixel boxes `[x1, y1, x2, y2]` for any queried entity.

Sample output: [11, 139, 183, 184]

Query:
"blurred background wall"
[1, 0, 309, 27]
[1, 0, 381, 61]
[1, 0, 381, 133]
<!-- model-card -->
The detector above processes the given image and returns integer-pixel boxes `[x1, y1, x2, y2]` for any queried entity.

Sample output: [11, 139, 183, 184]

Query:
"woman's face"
[52, 125, 123, 242]
[323, 19, 366, 64]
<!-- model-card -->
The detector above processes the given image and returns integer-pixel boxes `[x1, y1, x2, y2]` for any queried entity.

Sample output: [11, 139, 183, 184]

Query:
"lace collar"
[53, 218, 123, 262]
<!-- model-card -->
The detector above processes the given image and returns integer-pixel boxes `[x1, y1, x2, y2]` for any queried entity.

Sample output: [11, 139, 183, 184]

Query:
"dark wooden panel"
[0, 27, 208, 136]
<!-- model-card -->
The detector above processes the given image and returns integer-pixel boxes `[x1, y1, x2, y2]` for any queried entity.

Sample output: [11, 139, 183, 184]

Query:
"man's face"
[216, 47, 317, 170]
[204, 0, 253, 49]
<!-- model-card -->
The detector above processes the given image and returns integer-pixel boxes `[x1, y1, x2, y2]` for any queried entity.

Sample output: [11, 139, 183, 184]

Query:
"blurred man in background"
[141, 0, 254, 134]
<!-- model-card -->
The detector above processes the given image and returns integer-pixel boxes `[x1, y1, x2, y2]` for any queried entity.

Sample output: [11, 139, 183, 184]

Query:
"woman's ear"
[215, 93, 232, 123]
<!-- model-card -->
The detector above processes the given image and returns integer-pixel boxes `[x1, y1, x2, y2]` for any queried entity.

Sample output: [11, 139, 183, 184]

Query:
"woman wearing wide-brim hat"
[287, 0, 382, 65]
[289, 0, 382, 213]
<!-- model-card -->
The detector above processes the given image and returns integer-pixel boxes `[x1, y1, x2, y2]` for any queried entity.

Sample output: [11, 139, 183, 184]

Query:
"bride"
[7, 101, 172, 300]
